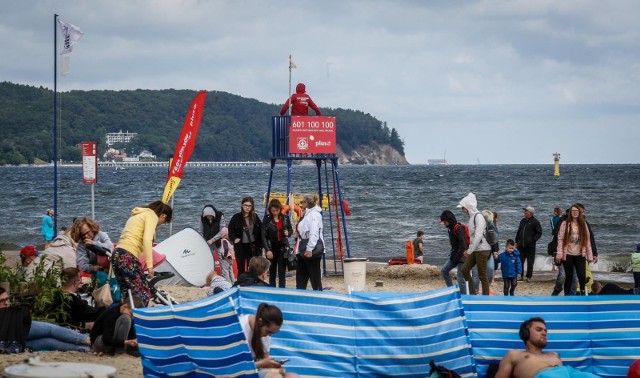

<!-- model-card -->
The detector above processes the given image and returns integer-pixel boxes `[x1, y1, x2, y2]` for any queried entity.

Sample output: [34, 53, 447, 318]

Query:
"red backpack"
[453, 223, 471, 248]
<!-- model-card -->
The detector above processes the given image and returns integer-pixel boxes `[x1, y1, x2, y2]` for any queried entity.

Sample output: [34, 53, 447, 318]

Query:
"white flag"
[58, 20, 83, 55]
[289, 55, 296, 69]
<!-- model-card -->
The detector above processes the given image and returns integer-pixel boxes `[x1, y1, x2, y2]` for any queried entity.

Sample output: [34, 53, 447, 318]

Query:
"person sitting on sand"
[206, 270, 232, 296]
[240, 302, 300, 378]
[71, 217, 114, 276]
[90, 294, 143, 357]
[591, 281, 635, 295]
[495, 317, 601, 378]
[53, 267, 106, 329]
[0, 287, 91, 352]
[235, 256, 270, 287]
[41, 229, 78, 272]
[19, 245, 41, 280]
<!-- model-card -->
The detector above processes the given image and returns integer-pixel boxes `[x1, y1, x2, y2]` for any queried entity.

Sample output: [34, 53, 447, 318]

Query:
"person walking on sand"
[515, 206, 543, 282]
[439, 210, 467, 294]
[112, 201, 172, 307]
[42, 209, 55, 249]
[280, 83, 321, 116]
[495, 317, 600, 378]
[458, 193, 492, 295]
[497, 239, 522, 296]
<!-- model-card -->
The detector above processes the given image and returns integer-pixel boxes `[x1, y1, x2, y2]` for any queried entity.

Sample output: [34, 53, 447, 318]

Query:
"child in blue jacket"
[497, 239, 522, 296]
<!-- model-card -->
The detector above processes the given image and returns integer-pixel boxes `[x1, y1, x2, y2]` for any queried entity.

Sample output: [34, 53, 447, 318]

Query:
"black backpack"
[429, 360, 462, 378]
[0, 305, 32, 354]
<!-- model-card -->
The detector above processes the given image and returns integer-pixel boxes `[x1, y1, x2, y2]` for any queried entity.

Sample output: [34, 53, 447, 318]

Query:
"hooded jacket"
[117, 207, 159, 268]
[440, 210, 466, 264]
[200, 205, 225, 248]
[457, 193, 491, 253]
[41, 233, 77, 271]
[279, 83, 321, 116]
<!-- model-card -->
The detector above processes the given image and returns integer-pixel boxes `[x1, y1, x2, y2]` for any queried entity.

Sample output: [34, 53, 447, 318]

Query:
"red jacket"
[280, 83, 321, 116]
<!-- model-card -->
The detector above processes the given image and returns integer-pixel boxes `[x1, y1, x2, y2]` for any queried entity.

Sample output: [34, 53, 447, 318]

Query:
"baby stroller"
[147, 271, 179, 306]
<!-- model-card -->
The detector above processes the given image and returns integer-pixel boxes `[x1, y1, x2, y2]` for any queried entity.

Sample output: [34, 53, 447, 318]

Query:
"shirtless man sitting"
[496, 317, 601, 378]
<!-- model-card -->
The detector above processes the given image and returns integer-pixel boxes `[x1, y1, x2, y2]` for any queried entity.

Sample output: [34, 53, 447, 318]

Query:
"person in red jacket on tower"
[280, 83, 321, 116]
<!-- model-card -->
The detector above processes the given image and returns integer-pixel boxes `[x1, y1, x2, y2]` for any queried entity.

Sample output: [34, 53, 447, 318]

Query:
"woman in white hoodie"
[458, 193, 492, 295]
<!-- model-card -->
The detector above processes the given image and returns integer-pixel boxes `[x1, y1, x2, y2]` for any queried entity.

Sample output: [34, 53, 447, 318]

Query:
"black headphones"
[519, 319, 531, 342]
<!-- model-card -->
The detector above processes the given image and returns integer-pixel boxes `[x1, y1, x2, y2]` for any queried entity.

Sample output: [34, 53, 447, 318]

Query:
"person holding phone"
[239, 303, 299, 378]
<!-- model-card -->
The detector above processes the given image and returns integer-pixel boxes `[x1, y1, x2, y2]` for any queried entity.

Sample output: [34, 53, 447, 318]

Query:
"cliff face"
[337, 143, 409, 165]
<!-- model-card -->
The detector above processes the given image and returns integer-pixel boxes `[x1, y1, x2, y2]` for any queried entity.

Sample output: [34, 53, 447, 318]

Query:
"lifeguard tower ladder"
[266, 115, 351, 275]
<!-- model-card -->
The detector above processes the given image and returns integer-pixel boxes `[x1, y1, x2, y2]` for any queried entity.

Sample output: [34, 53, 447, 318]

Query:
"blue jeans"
[552, 264, 578, 295]
[26, 321, 89, 352]
[441, 259, 466, 295]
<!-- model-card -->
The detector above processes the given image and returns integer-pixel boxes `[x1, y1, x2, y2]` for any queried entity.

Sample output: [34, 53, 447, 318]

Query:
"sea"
[2, 164, 639, 281]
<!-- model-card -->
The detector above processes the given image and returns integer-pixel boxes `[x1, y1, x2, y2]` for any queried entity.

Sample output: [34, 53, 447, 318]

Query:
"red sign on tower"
[289, 116, 337, 154]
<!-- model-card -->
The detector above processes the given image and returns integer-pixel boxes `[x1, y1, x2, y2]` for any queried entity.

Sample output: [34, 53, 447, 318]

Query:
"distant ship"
[427, 159, 449, 166]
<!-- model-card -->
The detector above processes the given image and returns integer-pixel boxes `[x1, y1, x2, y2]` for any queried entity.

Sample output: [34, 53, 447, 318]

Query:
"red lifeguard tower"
[267, 115, 352, 275]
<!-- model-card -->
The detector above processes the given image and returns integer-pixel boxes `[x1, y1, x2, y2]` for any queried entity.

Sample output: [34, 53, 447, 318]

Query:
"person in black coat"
[234, 256, 270, 287]
[228, 196, 263, 275]
[53, 268, 106, 329]
[439, 210, 468, 294]
[261, 199, 293, 288]
[515, 206, 543, 282]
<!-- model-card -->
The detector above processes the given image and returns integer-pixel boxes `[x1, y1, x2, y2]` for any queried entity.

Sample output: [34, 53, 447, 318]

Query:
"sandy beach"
[1, 256, 634, 376]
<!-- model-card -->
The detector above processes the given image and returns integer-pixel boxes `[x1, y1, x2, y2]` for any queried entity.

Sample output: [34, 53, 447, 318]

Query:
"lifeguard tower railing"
[268, 115, 351, 275]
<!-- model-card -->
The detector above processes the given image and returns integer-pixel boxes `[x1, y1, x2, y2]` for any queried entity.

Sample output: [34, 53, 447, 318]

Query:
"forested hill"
[0, 81, 405, 165]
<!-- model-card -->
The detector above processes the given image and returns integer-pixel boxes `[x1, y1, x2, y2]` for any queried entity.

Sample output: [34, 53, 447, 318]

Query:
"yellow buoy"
[553, 152, 561, 177]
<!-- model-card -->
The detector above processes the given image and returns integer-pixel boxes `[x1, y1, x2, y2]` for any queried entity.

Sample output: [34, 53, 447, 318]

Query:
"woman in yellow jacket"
[112, 201, 172, 306]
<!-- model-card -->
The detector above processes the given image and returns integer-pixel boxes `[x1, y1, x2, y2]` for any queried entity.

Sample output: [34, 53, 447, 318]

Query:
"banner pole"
[53, 14, 59, 233]
[288, 55, 293, 115]
[91, 183, 95, 220]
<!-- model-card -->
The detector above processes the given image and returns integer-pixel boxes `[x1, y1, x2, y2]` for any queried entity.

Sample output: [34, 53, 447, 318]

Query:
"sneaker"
[4, 341, 23, 354]
[517, 277, 524, 282]
[525, 278, 531, 282]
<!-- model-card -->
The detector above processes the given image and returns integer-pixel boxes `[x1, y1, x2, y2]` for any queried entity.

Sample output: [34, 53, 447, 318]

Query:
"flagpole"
[287, 55, 293, 115]
[53, 13, 59, 233]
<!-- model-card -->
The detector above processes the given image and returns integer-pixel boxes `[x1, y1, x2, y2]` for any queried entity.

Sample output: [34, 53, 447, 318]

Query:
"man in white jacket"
[458, 193, 492, 295]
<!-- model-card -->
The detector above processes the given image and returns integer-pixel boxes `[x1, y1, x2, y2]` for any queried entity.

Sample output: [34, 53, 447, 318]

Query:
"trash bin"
[343, 258, 368, 292]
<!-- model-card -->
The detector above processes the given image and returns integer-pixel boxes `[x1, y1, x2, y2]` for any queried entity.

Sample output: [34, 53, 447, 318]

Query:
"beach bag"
[478, 213, 498, 245]
[0, 305, 31, 354]
[283, 239, 297, 271]
[298, 238, 324, 259]
[428, 360, 462, 378]
[93, 266, 120, 307]
[92, 280, 113, 308]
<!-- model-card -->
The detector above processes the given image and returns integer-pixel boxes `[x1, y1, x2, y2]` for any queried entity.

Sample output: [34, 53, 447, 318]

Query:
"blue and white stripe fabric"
[134, 289, 259, 378]
[134, 286, 476, 377]
[462, 295, 640, 378]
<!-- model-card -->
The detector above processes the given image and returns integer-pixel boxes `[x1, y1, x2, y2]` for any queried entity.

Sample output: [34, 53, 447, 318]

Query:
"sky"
[2, 1, 640, 164]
